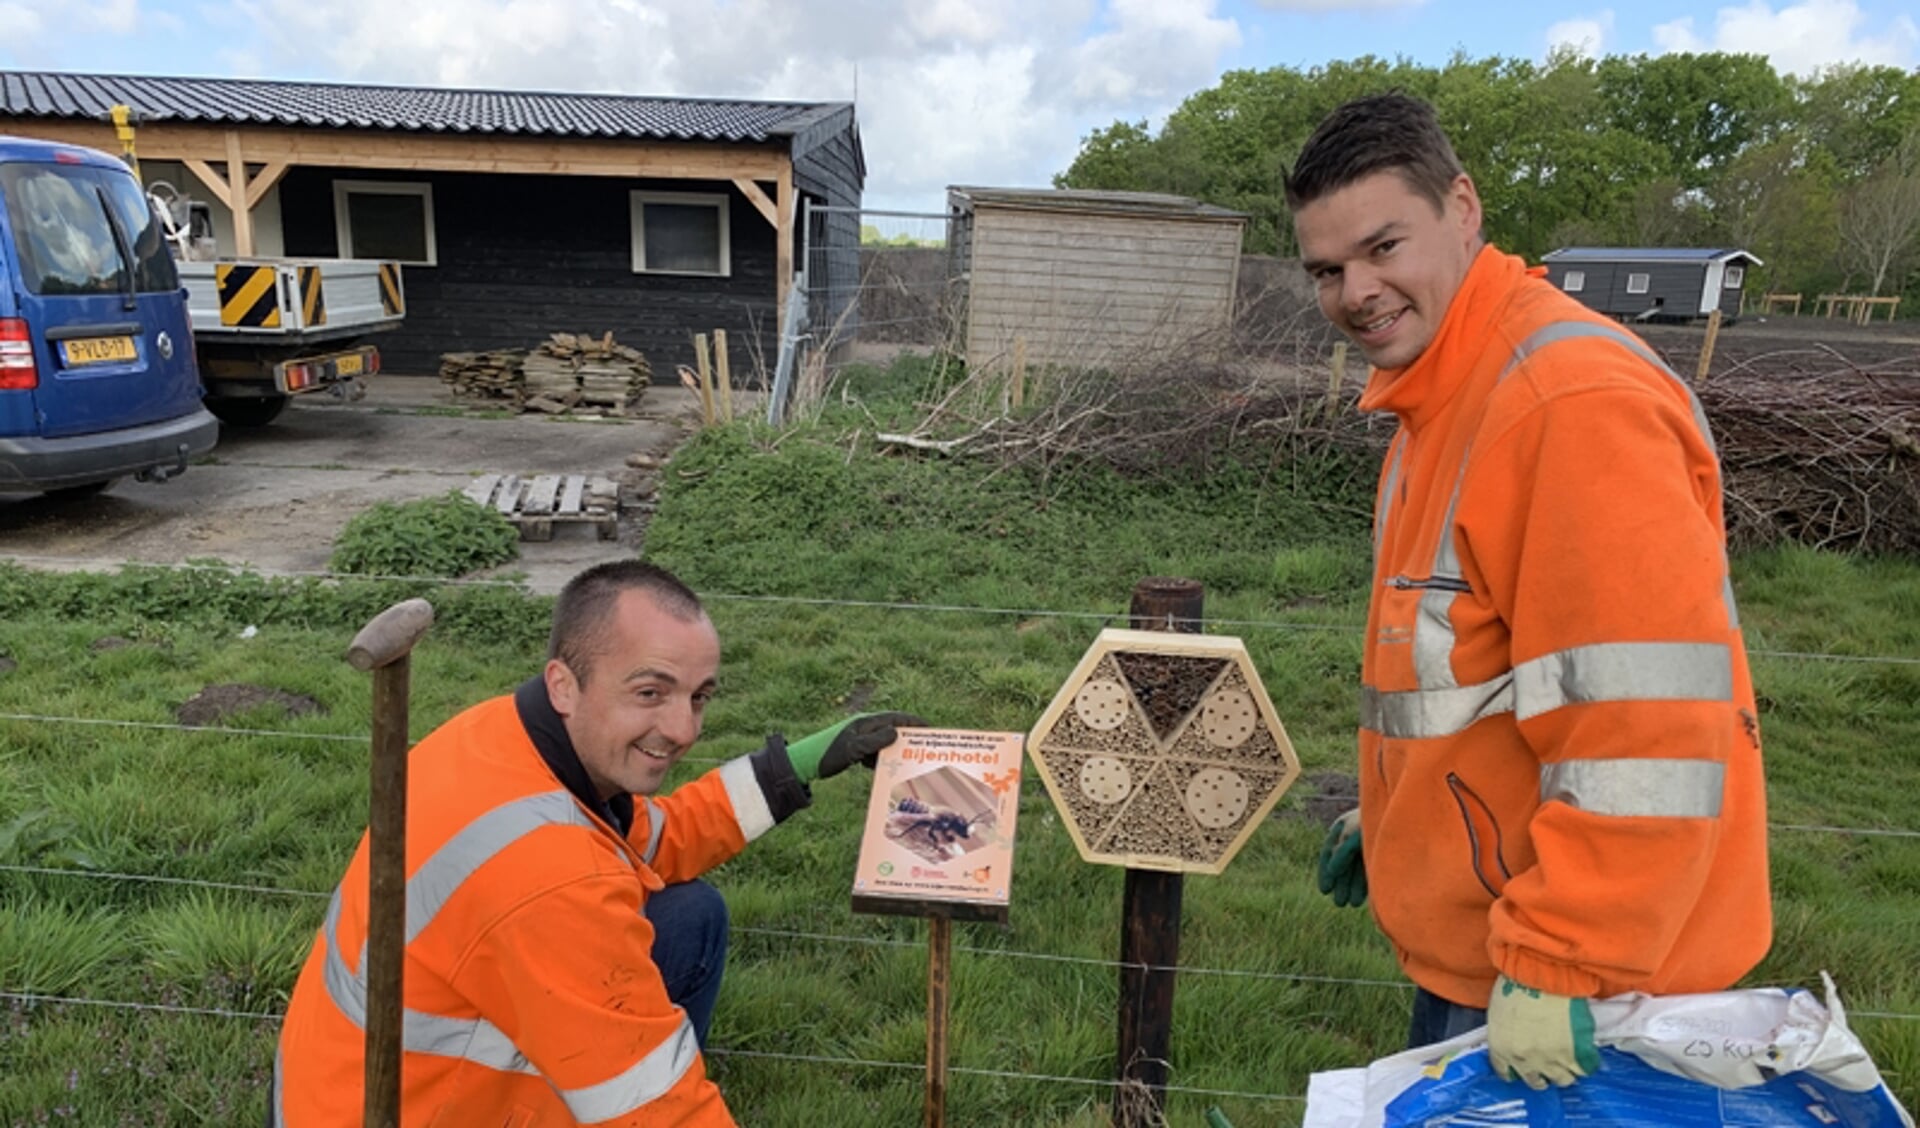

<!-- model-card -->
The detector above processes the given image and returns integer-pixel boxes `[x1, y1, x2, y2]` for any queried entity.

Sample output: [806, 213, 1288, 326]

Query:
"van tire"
[208, 395, 289, 428]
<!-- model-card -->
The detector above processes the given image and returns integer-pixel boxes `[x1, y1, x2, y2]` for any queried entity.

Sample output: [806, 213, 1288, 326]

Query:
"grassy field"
[1, 361, 1917, 1126]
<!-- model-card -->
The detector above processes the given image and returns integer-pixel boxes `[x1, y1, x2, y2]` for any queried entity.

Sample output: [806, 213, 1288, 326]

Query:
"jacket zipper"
[1384, 574, 1473, 593]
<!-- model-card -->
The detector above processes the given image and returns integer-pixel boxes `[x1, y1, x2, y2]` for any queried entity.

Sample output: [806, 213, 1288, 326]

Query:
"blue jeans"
[645, 879, 730, 1048]
[1408, 987, 1487, 1049]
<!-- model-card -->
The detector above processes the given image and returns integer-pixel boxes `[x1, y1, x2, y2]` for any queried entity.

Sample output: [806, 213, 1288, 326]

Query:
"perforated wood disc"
[1074, 678, 1131, 731]
[1200, 689, 1258, 749]
[1079, 756, 1133, 804]
[1184, 767, 1250, 829]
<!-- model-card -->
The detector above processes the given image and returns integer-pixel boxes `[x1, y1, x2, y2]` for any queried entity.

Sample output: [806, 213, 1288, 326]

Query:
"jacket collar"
[513, 675, 635, 837]
[1356, 243, 1528, 433]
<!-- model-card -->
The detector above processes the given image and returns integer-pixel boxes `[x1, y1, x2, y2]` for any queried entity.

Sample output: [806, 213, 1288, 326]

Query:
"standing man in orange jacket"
[274, 560, 922, 1125]
[1288, 94, 1771, 1090]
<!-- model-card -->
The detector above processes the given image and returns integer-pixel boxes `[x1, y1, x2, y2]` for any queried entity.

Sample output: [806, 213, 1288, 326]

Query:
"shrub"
[329, 492, 519, 579]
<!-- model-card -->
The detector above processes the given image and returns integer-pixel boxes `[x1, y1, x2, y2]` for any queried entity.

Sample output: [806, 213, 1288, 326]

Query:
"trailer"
[180, 256, 406, 427]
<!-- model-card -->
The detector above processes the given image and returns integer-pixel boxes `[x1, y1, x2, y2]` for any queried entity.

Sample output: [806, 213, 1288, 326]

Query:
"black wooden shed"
[0, 71, 864, 378]
[1540, 247, 1760, 323]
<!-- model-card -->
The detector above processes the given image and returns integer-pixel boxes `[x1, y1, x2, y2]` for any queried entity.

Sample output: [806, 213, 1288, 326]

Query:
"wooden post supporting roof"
[776, 162, 796, 335]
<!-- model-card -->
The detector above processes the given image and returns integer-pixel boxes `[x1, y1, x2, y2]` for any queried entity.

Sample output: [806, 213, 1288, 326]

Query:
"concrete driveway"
[0, 378, 707, 594]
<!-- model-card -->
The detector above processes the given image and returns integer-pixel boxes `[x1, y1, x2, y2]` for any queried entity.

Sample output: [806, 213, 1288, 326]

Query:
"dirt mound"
[175, 683, 327, 727]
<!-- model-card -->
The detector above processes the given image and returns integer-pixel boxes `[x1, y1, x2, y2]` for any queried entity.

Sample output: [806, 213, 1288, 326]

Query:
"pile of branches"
[1698, 347, 1920, 555]
[873, 337, 1920, 555]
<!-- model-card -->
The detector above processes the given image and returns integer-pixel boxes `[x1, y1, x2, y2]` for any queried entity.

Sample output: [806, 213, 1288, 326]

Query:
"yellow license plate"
[335, 353, 365, 377]
[62, 336, 137, 366]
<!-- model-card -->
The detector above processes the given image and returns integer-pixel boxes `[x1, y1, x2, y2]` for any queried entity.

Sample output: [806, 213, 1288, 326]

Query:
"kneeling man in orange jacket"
[274, 560, 922, 1125]
[1289, 94, 1772, 1090]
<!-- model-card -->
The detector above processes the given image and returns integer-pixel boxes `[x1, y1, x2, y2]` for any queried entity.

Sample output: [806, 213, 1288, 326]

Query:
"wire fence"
[3, 558, 1918, 1117]
[4, 552, 1917, 668]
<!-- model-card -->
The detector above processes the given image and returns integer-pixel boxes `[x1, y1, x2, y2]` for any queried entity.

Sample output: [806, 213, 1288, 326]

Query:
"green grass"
[1, 360, 1917, 1125]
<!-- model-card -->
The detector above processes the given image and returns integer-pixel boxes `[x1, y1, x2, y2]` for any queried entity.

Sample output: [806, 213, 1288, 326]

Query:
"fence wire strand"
[4, 552, 1917, 667]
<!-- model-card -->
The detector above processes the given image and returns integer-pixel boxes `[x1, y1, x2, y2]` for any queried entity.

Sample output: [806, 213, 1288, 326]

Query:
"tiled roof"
[0, 71, 849, 144]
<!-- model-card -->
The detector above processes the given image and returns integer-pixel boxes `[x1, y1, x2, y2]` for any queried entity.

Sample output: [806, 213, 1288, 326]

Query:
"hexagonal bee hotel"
[1029, 629, 1300, 875]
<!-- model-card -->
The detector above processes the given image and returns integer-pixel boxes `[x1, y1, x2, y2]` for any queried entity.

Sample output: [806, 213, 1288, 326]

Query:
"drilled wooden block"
[1028, 629, 1300, 875]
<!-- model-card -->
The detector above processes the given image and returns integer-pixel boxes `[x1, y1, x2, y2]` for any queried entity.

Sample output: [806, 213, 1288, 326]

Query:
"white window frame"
[1625, 272, 1651, 295]
[333, 180, 437, 266]
[1562, 270, 1586, 293]
[630, 190, 731, 277]
[1724, 264, 1745, 289]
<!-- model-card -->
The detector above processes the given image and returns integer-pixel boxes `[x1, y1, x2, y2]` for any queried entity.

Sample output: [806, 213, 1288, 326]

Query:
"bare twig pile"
[874, 335, 1919, 555]
[1697, 347, 1920, 555]
[438, 333, 653, 415]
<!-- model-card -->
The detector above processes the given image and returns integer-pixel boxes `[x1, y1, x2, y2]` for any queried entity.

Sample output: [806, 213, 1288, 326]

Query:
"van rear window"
[1, 162, 178, 296]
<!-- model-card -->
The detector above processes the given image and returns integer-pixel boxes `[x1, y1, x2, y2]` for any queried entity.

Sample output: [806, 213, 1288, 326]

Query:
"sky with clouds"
[1, 0, 1915, 214]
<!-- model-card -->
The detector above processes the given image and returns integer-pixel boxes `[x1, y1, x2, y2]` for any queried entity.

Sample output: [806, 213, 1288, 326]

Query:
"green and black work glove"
[1486, 974, 1600, 1090]
[785, 712, 928, 783]
[1315, 807, 1366, 908]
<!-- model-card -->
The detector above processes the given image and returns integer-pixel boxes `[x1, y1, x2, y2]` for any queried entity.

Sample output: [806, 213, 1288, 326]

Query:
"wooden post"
[713, 329, 735, 423]
[224, 130, 255, 257]
[1695, 309, 1722, 384]
[925, 914, 953, 1128]
[348, 598, 435, 1128]
[693, 333, 716, 425]
[1327, 342, 1349, 417]
[1010, 336, 1028, 412]
[1115, 577, 1202, 1128]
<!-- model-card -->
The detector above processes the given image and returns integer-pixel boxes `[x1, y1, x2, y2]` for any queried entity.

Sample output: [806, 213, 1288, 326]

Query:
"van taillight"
[0, 319, 37, 390]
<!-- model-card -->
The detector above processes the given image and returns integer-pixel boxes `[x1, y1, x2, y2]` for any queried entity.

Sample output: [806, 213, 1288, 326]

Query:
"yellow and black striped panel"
[377, 262, 405, 317]
[215, 263, 282, 328]
[297, 265, 326, 328]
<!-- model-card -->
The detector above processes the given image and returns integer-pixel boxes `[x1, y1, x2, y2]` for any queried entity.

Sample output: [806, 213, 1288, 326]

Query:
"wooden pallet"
[461, 473, 619, 542]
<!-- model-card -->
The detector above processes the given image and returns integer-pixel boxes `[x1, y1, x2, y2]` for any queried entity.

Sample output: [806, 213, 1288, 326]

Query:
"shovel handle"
[348, 599, 436, 671]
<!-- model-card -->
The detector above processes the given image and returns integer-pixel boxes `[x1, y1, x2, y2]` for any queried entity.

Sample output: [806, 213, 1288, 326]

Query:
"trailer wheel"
[208, 395, 290, 428]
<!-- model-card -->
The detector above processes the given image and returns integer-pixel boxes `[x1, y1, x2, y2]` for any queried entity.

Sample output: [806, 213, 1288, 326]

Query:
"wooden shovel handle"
[347, 599, 435, 671]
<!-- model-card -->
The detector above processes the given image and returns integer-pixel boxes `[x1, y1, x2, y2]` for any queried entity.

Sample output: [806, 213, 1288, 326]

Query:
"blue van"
[0, 136, 217, 496]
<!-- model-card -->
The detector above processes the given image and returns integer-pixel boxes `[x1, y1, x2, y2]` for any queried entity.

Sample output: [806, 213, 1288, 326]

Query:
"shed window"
[1562, 270, 1585, 293]
[334, 180, 436, 266]
[631, 191, 730, 277]
[1626, 272, 1651, 295]
[1724, 265, 1745, 289]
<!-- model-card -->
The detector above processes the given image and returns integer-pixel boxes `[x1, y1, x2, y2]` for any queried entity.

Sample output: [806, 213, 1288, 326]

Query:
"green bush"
[328, 492, 519, 579]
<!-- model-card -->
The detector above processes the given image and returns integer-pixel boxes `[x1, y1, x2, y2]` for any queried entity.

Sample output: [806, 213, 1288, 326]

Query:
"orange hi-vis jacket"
[1356, 245, 1771, 1008]
[274, 691, 785, 1126]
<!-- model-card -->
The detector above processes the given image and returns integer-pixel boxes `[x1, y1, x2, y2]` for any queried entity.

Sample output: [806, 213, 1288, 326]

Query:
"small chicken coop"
[945, 188, 1246, 371]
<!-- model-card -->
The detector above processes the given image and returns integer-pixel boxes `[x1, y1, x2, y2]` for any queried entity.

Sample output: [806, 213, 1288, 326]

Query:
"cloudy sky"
[2, 0, 1915, 214]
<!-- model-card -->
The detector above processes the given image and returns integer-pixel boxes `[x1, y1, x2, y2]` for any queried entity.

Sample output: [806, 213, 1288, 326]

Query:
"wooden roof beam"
[0, 119, 787, 181]
[733, 178, 778, 227]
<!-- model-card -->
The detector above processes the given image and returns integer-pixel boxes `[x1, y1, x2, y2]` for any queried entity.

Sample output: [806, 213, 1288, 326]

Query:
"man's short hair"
[549, 560, 705, 684]
[1283, 93, 1466, 213]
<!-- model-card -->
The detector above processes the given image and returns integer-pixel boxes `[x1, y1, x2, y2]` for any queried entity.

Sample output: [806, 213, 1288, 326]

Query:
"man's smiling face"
[544, 588, 720, 799]
[1294, 169, 1483, 371]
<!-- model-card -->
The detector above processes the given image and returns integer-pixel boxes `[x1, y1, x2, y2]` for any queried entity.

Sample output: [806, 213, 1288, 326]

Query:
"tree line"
[1056, 52, 1920, 307]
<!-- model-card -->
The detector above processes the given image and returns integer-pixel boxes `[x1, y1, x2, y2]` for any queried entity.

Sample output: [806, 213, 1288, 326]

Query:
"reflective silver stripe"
[1540, 759, 1725, 817]
[271, 1043, 284, 1127]
[1512, 642, 1733, 721]
[1375, 433, 1407, 555]
[718, 755, 775, 842]
[319, 885, 537, 1074]
[1413, 586, 1459, 689]
[1723, 574, 1741, 631]
[557, 1018, 701, 1122]
[639, 799, 668, 865]
[1360, 675, 1513, 739]
[407, 790, 589, 944]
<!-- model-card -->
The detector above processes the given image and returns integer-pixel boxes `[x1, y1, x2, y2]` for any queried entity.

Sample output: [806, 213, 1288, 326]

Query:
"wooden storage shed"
[1541, 247, 1760, 323]
[946, 188, 1245, 370]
